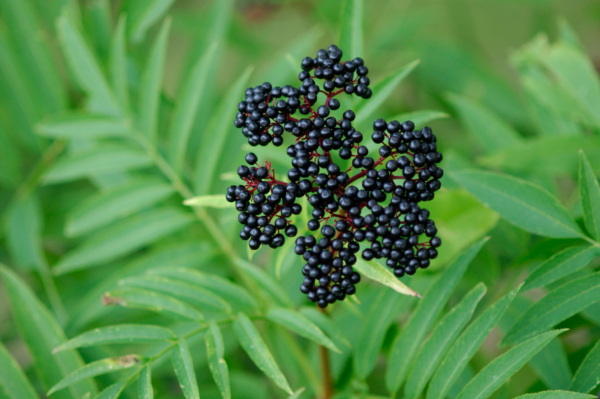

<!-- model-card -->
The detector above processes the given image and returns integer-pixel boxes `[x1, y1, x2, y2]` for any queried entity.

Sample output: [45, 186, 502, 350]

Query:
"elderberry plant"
[226, 45, 444, 308]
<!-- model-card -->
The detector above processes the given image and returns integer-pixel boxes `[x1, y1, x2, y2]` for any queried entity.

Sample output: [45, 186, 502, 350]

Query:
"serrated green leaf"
[0, 341, 38, 399]
[43, 145, 152, 184]
[139, 17, 170, 142]
[456, 330, 566, 399]
[515, 392, 595, 399]
[184, 195, 232, 208]
[36, 114, 131, 139]
[0, 266, 96, 399]
[168, 41, 219, 172]
[110, 15, 129, 110]
[354, 288, 409, 379]
[446, 93, 522, 153]
[355, 60, 420, 125]
[339, 0, 363, 60]
[172, 339, 200, 399]
[529, 338, 572, 390]
[266, 308, 339, 353]
[234, 257, 293, 307]
[104, 288, 205, 322]
[524, 245, 599, 290]
[570, 340, 600, 393]
[94, 381, 127, 399]
[120, 275, 231, 314]
[205, 321, 231, 399]
[452, 170, 584, 239]
[233, 313, 293, 395]
[503, 272, 600, 346]
[147, 267, 258, 311]
[354, 258, 421, 297]
[130, 0, 175, 43]
[406, 283, 487, 399]
[49, 356, 144, 396]
[139, 366, 153, 399]
[66, 178, 174, 237]
[194, 65, 253, 194]
[299, 307, 351, 349]
[426, 286, 521, 399]
[54, 208, 193, 274]
[580, 151, 600, 241]
[385, 237, 488, 394]
[56, 11, 120, 117]
[54, 324, 176, 353]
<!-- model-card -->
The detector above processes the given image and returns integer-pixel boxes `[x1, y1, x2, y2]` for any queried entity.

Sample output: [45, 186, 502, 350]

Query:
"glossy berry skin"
[227, 45, 443, 307]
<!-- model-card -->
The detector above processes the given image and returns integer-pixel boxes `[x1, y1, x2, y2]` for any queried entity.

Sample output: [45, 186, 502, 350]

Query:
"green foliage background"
[1, 0, 600, 398]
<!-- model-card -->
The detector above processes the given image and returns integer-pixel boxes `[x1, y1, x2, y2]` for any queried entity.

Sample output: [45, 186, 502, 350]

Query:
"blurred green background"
[2, 1, 600, 399]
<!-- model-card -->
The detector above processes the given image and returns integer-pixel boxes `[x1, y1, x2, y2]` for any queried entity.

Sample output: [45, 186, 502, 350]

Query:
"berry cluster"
[226, 45, 443, 307]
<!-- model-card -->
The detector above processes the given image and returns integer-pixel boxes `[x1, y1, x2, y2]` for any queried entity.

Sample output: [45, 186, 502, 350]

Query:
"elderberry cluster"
[226, 44, 443, 307]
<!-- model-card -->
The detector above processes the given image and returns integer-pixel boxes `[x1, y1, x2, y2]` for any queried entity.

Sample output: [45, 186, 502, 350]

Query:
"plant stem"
[318, 305, 333, 399]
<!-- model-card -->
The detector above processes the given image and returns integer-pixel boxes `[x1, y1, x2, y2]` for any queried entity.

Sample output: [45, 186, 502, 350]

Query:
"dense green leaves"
[233, 313, 293, 395]
[455, 330, 566, 399]
[54, 325, 176, 352]
[385, 238, 488, 394]
[579, 151, 600, 241]
[427, 285, 521, 399]
[0, 266, 96, 399]
[570, 340, 600, 393]
[503, 272, 600, 345]
[452, 170, 584, 239]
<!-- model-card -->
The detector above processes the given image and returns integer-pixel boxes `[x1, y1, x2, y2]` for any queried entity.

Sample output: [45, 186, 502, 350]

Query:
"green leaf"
[354, 60, 420, 125]
[570, 340, 600, 393]
[234, 257, 293, 307]
[452, 170, 584, 239]
[55, 323, 174, 352]
[5, 195, 44, 270]
[172, 339, 200, 399]
[36, 114, 130, 139]
[148, 267, 258, 311]
[446, 93, 522, 153]
[426, 286, 521, 399]
[139, 17, 171, 142]
[205, 321, 231, 399]
[503, 272, 600, 346]
[266, 307, 339, 353]
[103, 288, 205, 322]
[529, 338, 572, 390]
[194, 65, 254, 194]
[54, 208, 193, 274]
[139, 366, 153, 399]
[119, 275, 232, 314]
[0, 266, 96, 399]
[385, 237, 488, 394]
[0, 341, 38, 399]
[514, 392, 595, 399]
[233, 313, 293, 395]
[354, 258, 421, 297]
[299, 307, 351, 349]
[338, 0, 363, 60]
[353, 288, 409, 379]
[49, 355, 144, 395]
[130, 0, 175, 43]
[184, 195, 232, 208]
[579, 151, 600, 241]
[43, 145, 152, 184]
[388, 110, 449, 127]
[56, 11, 120, 117]
[523, 245, 599, 290]
[168, 41, 219, 172]
[455, 330, 566, 399]
[66, 178, 174, 237]
[110, 15, 129, 110]
[94, 381, 127, 399]
[405, 283, 487, 399]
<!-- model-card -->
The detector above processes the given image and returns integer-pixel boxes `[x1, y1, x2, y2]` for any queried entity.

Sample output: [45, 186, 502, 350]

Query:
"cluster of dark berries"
[226, 44, 443, 307]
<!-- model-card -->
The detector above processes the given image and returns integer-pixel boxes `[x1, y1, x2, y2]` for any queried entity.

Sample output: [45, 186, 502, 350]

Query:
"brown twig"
[318, 305, 333, 399]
